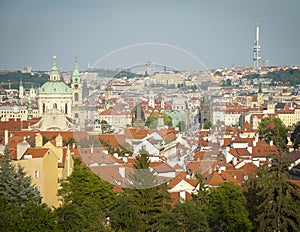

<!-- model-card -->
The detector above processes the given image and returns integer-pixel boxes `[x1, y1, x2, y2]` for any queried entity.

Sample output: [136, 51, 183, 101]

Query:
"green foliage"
[0, 196, 57, 232]
[0, 145, 41, 207]
[63, 137, 77, 146]
[0, 71, 49, 89]
[163, 200, 209, 232]
[208, 182, 253, 232]
[222, 78, 232, 86]
[98, 137, 133, 156]
[203, 120, 212, 129]
[113, 69, 144, 79]
[0, 146, 56, 231]
[111, 151, 172, 231]
[245, 155, 300, 231]
[177, 120, 186, 132]
[258, 117, 288, 151]
[110, 193, 144, 231]
[100, 119, 108, 124]
[56, 162, 115, 231]
[145, 112, 173, 129]
[291, 122, 300, 149]
[243, 68, 300, 86]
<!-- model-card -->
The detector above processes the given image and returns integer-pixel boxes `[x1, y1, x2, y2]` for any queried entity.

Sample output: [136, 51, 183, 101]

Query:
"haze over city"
[0, 0, 300, 71]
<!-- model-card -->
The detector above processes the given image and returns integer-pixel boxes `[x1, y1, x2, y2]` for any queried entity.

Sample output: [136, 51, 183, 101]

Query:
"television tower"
[253, 17, 261, 69]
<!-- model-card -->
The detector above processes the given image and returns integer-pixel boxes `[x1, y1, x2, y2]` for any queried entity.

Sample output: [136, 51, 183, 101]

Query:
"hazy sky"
[0, 0, 299, 71]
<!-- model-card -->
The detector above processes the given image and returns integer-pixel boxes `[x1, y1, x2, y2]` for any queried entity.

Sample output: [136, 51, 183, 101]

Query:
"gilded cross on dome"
[53, 55, 57, 65]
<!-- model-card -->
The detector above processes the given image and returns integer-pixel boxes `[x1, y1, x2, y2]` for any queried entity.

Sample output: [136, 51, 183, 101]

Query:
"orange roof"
[241, 121, 257, 132]
[150, 161, 175, 173]
[124, 128, 149, 139]
[252, 140, 278, 157]
[97, 134, 125, 147]
[205, 171, 225, 186]
[21, 147, 49, 159]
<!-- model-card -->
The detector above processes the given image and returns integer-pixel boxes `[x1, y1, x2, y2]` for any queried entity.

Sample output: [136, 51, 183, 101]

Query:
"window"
[34, 170, 40, 178]
[34, 186, 40, 191]
[75, 93, 79, 101]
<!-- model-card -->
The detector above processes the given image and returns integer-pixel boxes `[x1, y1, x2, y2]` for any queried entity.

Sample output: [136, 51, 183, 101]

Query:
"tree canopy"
[245, 155, 300, 231]
[0, 145, 41, 207]
[291, 122, 300, 149]
[0, 146, 56, 231]
[0, 71, 49, 89]
[243, 68, 300, 86]
[56, 159, 115, 231]
[110, 150, 172, 231]
[145, 112, 173, 129]
[258, 117, 288, 151]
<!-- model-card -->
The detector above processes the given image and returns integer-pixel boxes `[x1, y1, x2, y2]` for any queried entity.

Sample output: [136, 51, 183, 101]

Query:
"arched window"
[65, 103, 68, 114]
[75, 93, 79, 101]
[53, 103, 57, 109]
[43, 103, 45, 113]
[75, 113, 79, 118]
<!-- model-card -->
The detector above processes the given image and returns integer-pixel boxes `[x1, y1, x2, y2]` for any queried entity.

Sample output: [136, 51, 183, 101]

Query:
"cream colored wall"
[278, 113, 296, 127]
[14, 149, 59, 208]
[42, 150, 59, 208]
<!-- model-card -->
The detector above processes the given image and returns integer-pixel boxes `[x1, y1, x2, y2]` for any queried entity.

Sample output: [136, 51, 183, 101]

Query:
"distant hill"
[0, 71, 49, 89]
[243, 68, 300, 86]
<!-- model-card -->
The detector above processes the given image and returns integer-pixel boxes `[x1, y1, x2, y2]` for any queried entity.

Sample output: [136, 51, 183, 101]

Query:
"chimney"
[122, 157, 128, 163]
[255, 134, 259, 143]
[113, 153, 118, 158]
[4, 129, 8, 145]
[17, 140, 30, 160]
[90, 144, 94, 154]
[35, 133, 43, 147]
[55, 134, 63, 147]
[247, 146, 252, 153]
[179, 190, 186, 202]
[119, 166, 125, 178]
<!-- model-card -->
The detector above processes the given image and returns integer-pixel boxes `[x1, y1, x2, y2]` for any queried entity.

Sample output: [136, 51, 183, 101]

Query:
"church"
[30, 56, 84, 131]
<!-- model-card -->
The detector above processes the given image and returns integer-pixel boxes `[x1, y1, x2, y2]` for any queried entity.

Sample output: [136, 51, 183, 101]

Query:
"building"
[71, 57, 85, 128]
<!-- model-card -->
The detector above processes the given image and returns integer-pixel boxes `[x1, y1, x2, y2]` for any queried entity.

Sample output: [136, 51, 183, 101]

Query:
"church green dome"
[39, 81, 71, 95]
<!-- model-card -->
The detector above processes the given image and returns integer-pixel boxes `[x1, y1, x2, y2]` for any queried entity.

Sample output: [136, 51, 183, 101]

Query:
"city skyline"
[0, 0, 299, 71]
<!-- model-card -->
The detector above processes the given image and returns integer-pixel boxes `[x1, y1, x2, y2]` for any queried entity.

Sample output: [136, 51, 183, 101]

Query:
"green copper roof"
[72, 56, 81, 83]
[172, 97, 185, 105]
[39, 81, 71, 95]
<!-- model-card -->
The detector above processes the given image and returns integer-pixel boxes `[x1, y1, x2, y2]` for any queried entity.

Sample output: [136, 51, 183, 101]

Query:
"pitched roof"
[97, 134, 125, 147]
[21, 147, 50, 159]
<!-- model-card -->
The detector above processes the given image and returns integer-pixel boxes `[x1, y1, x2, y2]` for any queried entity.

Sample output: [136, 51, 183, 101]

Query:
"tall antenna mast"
[253, 17, 261, 69]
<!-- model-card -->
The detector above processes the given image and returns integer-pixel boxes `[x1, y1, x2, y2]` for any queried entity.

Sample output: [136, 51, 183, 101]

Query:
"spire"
[51, 55, 59, 75]
[72, 56, 81, 83]
[28, 100, 33, 120]
[258, 82, 262, 94]
[49, 55, 61, 81]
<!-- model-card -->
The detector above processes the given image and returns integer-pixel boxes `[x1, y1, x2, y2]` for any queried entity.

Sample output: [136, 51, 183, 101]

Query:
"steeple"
[258, 82, 262, 94]
[72, 56, 81, 83]
[19, 79, 24, 99]
[50, 55, 61, 82]
[28, 100, 33, 120]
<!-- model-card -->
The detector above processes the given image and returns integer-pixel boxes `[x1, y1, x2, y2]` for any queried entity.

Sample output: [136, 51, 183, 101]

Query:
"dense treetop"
[0, 71, 49, 89]
[243, 68, 300, 86]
